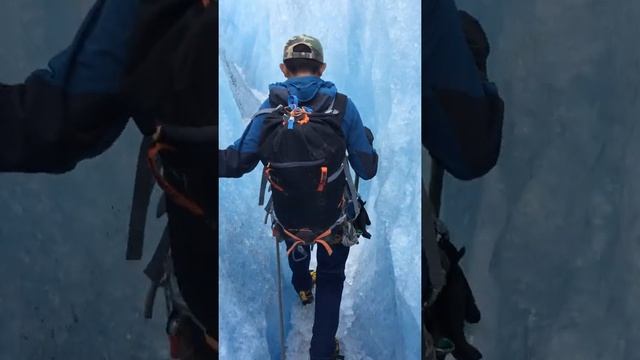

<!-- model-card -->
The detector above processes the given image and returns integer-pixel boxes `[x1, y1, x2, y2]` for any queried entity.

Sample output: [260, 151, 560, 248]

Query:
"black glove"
[364, 126, 375, 145]
[353, 198, 372, 239]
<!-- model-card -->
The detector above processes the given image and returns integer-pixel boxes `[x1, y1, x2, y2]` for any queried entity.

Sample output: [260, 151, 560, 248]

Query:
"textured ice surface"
[442, 1, 640, 359]
[219, 1, 422, 359]
[0, 1, 167, 359]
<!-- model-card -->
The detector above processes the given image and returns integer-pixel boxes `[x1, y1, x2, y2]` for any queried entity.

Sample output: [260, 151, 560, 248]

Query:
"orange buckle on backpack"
[316, 166, 328, 192]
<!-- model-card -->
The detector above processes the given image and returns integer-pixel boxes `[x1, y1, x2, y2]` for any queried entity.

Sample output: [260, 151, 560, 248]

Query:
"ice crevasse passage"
[218, 0, 422, 359]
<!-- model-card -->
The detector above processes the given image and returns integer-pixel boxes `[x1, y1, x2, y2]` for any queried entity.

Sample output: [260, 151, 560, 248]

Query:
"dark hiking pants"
[284, 239, 350, 359]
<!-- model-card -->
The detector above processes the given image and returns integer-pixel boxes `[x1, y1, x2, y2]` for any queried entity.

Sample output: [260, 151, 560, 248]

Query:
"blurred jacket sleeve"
[218, 99, 269, 178]
[424, 0, 503, 180]
[342, 99, 378, 180]
[0, 0, 139, 173]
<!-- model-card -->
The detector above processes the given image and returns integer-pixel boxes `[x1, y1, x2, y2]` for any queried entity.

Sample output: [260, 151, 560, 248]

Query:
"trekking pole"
[275, 239, 286, 360]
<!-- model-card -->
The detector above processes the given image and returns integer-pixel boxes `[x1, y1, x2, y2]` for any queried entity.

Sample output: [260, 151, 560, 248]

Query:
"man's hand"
[353, 198, 372, 239]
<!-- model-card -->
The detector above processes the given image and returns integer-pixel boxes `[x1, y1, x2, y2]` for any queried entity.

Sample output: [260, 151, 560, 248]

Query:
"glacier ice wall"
[219, 1, 422, 359]
[442, 1, 640, 359]
[0, 1, 167, 359]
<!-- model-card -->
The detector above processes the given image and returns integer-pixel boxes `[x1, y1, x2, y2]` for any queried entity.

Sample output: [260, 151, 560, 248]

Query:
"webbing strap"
[143, 228, 170, 319]
[143, 227, 171, 284]
[332, 93, 348, 119]
[344, 158, 360, 218]
[258, 170, 268, 206]
[147, 142, 205, 218]
[127, 136, 156, 260]
[266, 197, 348, 256]
[316, 166, 328, 192]
[283, 227, 334, 256]
[156, 193, 167, 218]
[327, 162, 345, 183]
[324, 96, 337, 113]
[264, 166, 285, 192]
[263, 196, 273, 224]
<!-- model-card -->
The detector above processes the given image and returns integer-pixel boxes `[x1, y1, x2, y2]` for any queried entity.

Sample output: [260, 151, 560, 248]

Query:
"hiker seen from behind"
[219, 34, 378, 360]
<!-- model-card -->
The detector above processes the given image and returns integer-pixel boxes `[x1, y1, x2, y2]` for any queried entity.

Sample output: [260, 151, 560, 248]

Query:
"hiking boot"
[298, 289, 314, 305]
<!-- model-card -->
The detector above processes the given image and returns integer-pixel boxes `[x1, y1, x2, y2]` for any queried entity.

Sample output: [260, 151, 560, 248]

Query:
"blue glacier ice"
[219, 1, 422, 359]
[439, 1, 640, 359]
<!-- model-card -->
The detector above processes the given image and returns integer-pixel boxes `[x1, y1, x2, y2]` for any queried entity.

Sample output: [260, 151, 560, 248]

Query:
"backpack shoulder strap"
[258, 168, 269, 206]
[331, 93, 348, 120]
[333, 92, 348, 111]
[268, 87, 289, 107]
[344, 157, 360, 218]
[252, 88, 288, 120]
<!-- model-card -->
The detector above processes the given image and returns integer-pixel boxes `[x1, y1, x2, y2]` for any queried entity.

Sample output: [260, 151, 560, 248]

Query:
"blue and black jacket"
[219, 76, 378, 180]
[0, 0, 140, 173]
[425, 0, 503, 180]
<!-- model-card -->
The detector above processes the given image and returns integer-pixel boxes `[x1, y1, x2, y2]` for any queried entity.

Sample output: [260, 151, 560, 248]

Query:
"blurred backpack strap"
[126, 135, 156, 260]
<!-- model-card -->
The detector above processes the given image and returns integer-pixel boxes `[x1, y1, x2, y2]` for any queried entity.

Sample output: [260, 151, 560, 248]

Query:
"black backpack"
[258, 88, 349, 231]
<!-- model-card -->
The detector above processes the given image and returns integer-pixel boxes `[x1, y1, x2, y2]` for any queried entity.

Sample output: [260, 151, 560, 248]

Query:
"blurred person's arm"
[0, 0, 139, 173]
[218, 100, 269, 178]
[342, 99, 378, 180]
[424, 0, 503, 180]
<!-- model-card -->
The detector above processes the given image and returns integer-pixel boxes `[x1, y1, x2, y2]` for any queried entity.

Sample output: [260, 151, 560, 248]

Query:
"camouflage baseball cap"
[283, 34, 324, 63]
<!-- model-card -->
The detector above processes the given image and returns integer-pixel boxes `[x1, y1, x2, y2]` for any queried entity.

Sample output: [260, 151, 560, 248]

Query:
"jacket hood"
[269, 76, 336, 103]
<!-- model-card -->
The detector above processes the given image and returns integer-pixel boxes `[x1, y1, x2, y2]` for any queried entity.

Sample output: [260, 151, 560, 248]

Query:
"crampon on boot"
[298, 289, 314, 305]
[298, 270, 318, 305]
